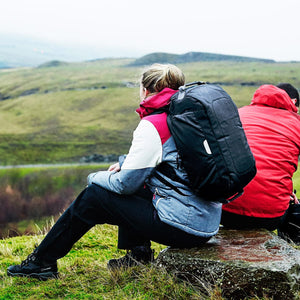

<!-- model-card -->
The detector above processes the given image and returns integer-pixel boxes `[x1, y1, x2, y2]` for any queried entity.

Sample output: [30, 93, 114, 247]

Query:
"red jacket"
[223, 85, 300, 218]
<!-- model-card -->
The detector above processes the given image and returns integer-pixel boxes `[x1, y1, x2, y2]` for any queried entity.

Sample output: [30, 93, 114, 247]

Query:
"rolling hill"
[129, 51, 275, 66]
[0, 34, 281, 69]
[0, 58, 299, 165]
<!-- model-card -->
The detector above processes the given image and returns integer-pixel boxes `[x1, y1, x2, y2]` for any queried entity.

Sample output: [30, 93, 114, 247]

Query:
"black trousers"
[36, 184, 209, 263]
[221, 210, 285, 231]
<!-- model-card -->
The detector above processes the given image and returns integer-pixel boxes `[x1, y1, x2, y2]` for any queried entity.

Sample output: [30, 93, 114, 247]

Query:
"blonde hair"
[141, 63, 185, 94]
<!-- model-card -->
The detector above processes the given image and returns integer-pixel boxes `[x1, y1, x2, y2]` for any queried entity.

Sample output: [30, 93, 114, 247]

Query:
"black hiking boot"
[7, 252, 58, 280]
[107, 246, 154, 270]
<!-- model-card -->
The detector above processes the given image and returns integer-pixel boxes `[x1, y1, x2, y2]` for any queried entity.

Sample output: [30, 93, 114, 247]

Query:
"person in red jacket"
[222, 84, 300, 238]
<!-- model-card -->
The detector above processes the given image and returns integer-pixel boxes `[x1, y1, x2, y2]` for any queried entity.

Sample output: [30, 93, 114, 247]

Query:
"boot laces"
[21, 253, 37, 267]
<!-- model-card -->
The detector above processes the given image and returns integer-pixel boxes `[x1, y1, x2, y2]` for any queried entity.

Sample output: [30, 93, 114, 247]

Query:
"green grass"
[1, 217, 298, 299]
[0, 59, 300, 164]
[0, 225, 216, 300]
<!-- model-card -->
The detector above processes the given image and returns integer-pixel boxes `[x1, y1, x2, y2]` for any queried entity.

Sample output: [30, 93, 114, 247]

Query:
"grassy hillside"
[1, 173, 300, 300]
[0, 59, 139, 164]
[1, 225, 220, 299]
[0, 59, 300, 164]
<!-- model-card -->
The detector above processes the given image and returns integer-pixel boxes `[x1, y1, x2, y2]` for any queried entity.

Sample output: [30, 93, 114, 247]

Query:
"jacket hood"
[136, 88, 177, 119]
[251, 84, 298, 113]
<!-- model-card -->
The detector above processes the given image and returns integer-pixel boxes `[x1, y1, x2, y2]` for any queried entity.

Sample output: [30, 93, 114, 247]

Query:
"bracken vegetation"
[0, 165, 108, 238]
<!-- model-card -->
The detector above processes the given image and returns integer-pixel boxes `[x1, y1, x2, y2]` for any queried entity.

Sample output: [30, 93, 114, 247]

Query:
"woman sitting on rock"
[7, 63, 222, 280]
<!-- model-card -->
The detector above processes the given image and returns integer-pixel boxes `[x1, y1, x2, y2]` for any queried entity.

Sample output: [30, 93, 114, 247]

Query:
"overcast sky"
[1, 0, 300, 61]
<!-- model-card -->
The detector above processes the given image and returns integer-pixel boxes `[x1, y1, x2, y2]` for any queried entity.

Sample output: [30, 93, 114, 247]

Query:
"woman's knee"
[73, 185, 104, 211]
[77, 184, 119, 210]
[84, 184, 108, 200]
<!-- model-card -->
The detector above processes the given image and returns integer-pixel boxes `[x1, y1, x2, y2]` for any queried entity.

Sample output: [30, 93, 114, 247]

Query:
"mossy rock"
[155, 229, 300, 299]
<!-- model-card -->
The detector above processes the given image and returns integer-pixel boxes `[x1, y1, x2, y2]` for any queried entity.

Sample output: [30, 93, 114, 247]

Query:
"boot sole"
[7, 270, 58, 281]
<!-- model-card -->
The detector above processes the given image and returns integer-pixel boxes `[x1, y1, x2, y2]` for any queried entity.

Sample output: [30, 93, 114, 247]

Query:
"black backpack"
[166, 81, 256, 203]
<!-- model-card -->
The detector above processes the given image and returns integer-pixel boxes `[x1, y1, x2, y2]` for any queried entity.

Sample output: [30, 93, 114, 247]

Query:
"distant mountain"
[0, 34, 277, 69]
[37, 60, 70, 68]
[129, 52, 275, 66]
[0, 34, 122, 68]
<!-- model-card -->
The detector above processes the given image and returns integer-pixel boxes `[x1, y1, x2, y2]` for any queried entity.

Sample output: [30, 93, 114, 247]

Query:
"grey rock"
[155, 229, 300, 299]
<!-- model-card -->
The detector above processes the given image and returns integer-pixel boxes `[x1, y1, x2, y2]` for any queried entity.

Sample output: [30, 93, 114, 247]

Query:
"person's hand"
[290, 192, 299, 204]
[108, 162, 120, 172]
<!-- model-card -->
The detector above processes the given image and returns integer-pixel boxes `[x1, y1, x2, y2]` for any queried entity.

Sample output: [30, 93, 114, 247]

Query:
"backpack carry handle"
[178, 81, 207, 100]
[179, 81, 206, 91]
